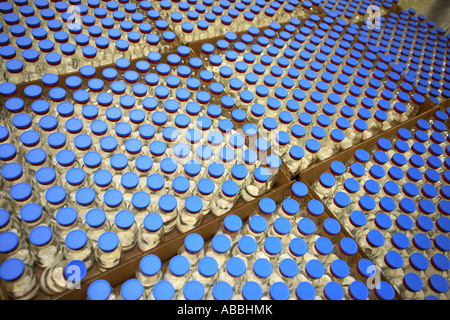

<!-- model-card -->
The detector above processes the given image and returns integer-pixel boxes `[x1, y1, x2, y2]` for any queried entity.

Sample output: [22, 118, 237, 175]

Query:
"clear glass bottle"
[28, 225, 63, 269]
[217, 256, 247, 289]
[254, 236, 283, 264]
[210, 180, 240, 217]
[95, 231, 123, 272]
[311, 172, 337, 202]
[111, 210, 138, 253]
[241, 166, 270, 202]
[204, 234, 232, 269]
[0, 231, 34, 267]
[19, 202, 52, 237]
[82, 208, 111, 243]
[63, 229, 94, 271]
[177, 195, 203, 234]
[163, 255, 191, 292]
[137, 213, 164, 252]
[241, 214, 269, 245]
[0, 257, 39, 300]
[190, 256, 219, 291]
[39, 259, 87, 297]
[146, 173, 166, 214]
[0, 208, 22, 240]
[216, 214, 243, 245]
[157, 194, 178, 234]
[178, 233, 205, 267]
[195, 178, 216, 216]
[136, 254, 163, 292]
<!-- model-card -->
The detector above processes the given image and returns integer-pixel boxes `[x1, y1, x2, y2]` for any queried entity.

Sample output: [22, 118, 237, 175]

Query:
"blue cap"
[264, 236, 282, 256]
[434, 234, 450, 252]
[279, 258, 299, 279]
[114, 210, 135, 230]
[436, 217, 450, 233]
[375, 281, 395, 300]
[29, 225, 53, 247]
[428, 274, 449, 294]
[315, 236, 333, 256]
[305, 259, 324, 279]
[212, 281, 233, 300]
[0, 258, 25, 282]
[184, 233, 204, 253]
[408, 252, 429, 272]
[253, 258, 273, 279]
[120, 279, 144, 300]
[182, 280, 204, 301]
[143, 213, 163, 232]
[65, 229, 88, 250]
[210, 234, 231, 255]
[416, 215, 434, 232]
[88, 279, 112, 300]
[94, 170, 113, 187]
[237, 235, 257, 255]
[296, 282, 316, 300]
[196, 178, 214, 196]
[54, 206, 78, 227]
[197, 256, 218, 278]
[139, 254, 161, 277]
[367, 230, 385, 247]
[297, 217, 315, 236]
[321, 217, 341, 236]
[158, 194, 177, 212]
[223, 214, 242, 234]
[350, 211, 367, 229]
[97, 231, 119, 252]
[226, 256, 246, 278]
[384, 250, 404, 270]
[269, 282, 290, 300]
[0, 232, 14, 253]
[339, 237, 358, 256]
[348, 281, 369, 301]
[103, 189, 123, 208]
[184, 160, 201, 177]
[404, 273, 424, 292]
[75, 187, 96, 207]
[324, 281, 344, 300]
[431, 253, 450, 272]
[120, 172, 139, 190]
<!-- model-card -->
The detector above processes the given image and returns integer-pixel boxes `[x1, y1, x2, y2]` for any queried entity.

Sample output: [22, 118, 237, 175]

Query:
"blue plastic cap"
[139, 254, 162, 277]
[296, 282, 316, 300]
[375, 281, 395, 300]
[0, 258, 25, 282]
[65, 229, 88, 250]
[339, 237, 358, 256]
[121, 279, 144, 300]
[348, 281, 369, 300]
[88, 279, 112, 300]
[97, 232, 119, 252]
[305, 259, 325, 279]
[212, 281, 233, 300]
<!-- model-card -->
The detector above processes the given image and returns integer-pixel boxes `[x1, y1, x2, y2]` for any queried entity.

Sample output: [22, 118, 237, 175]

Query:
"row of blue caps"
[6, 163, 262, 206]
